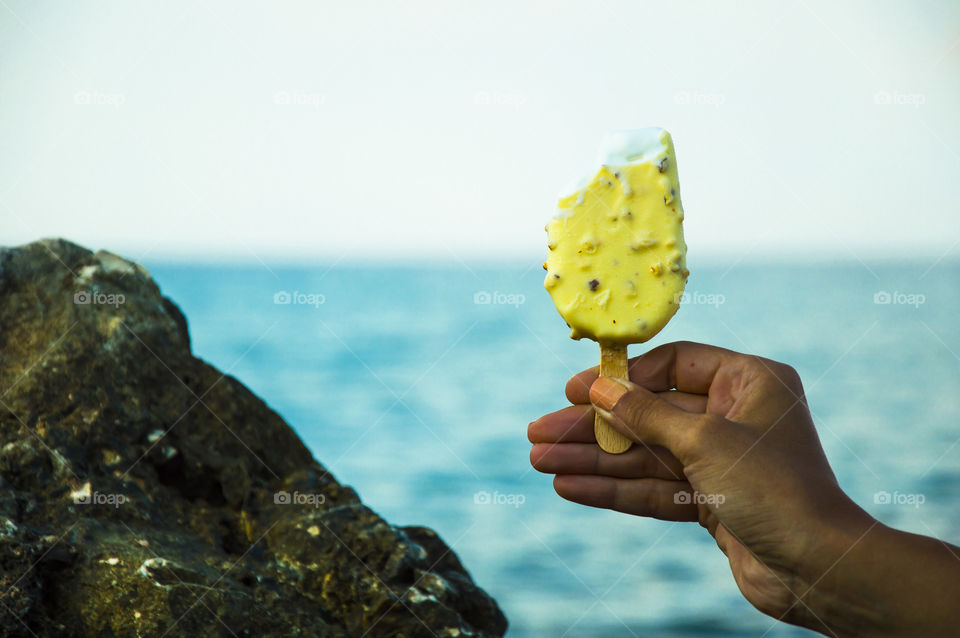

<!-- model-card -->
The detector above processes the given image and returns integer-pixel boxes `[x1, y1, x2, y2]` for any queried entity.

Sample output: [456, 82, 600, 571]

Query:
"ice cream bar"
[544, 128, 689, 453]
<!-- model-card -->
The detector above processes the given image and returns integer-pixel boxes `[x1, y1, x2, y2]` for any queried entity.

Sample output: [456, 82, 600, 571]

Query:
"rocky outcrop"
[0, 239, 506, 637]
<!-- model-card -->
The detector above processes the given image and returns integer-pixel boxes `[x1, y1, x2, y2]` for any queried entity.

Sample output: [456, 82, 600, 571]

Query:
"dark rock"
[0, 239, 507, 637]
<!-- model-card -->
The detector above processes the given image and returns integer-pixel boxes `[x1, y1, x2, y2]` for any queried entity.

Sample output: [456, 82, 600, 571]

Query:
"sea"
[145, 257, 959, 638]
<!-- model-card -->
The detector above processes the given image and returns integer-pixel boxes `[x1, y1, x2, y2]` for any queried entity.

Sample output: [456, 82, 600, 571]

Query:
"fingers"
[529, 391, 707, 444]
[567, 341, 807, 423]
[553, 475, 699, 521]
[654, 390, 708, 413]
[566, 341, 736, 402]
[623, 341, 746, 394]
[528, 405, 594, 443]
[565, 370, 597, 405]
[530, 442, 685, 480]
[590, 376, 712, 461]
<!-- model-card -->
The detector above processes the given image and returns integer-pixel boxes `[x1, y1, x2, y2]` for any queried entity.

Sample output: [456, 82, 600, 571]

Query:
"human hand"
[528, 341, 881, 634]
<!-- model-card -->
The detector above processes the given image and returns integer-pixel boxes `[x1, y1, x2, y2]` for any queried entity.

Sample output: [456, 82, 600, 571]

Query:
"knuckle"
[610, 481, 632, 513]
[741, 354, 773, 377]
[621, 482, 657, 516]
[773, 362, 804, 390]
[743, 356, 804, 395]
[763, 362, 805, 401]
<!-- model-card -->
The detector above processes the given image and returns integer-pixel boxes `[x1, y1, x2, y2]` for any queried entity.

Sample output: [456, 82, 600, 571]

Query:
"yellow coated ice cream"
[544, 128, 689, 345]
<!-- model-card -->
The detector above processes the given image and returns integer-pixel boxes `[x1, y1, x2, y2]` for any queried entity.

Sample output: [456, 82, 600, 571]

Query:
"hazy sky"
[2, 0, 958, 262]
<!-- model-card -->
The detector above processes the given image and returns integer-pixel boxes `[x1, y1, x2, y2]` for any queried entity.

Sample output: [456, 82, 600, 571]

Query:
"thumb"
[590, 376, 705, 462]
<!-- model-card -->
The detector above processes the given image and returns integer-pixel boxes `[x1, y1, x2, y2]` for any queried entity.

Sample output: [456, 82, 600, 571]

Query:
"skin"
[528, 341, 960, 637]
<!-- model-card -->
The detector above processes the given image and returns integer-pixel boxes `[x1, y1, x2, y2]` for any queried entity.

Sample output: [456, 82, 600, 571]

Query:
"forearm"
[798, 513, 960, 637]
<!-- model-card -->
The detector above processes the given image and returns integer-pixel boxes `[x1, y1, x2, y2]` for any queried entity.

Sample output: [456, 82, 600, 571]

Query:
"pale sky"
[2, 0, 958, 262]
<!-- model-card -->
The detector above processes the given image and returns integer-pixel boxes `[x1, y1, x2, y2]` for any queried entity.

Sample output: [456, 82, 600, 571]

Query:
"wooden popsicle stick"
[595, 343, 633, 454]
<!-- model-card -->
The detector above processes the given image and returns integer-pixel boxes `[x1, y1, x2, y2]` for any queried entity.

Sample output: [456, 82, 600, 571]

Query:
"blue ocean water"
[145, 258, 960, 638]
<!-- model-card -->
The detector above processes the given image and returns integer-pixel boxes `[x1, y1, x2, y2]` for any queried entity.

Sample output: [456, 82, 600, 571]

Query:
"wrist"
[786, 494, 887, 636]
[792, 498, 960, 637]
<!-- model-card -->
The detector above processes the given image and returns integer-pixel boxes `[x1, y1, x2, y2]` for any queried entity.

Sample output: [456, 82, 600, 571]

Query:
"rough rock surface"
[0, 239, 507, 637]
